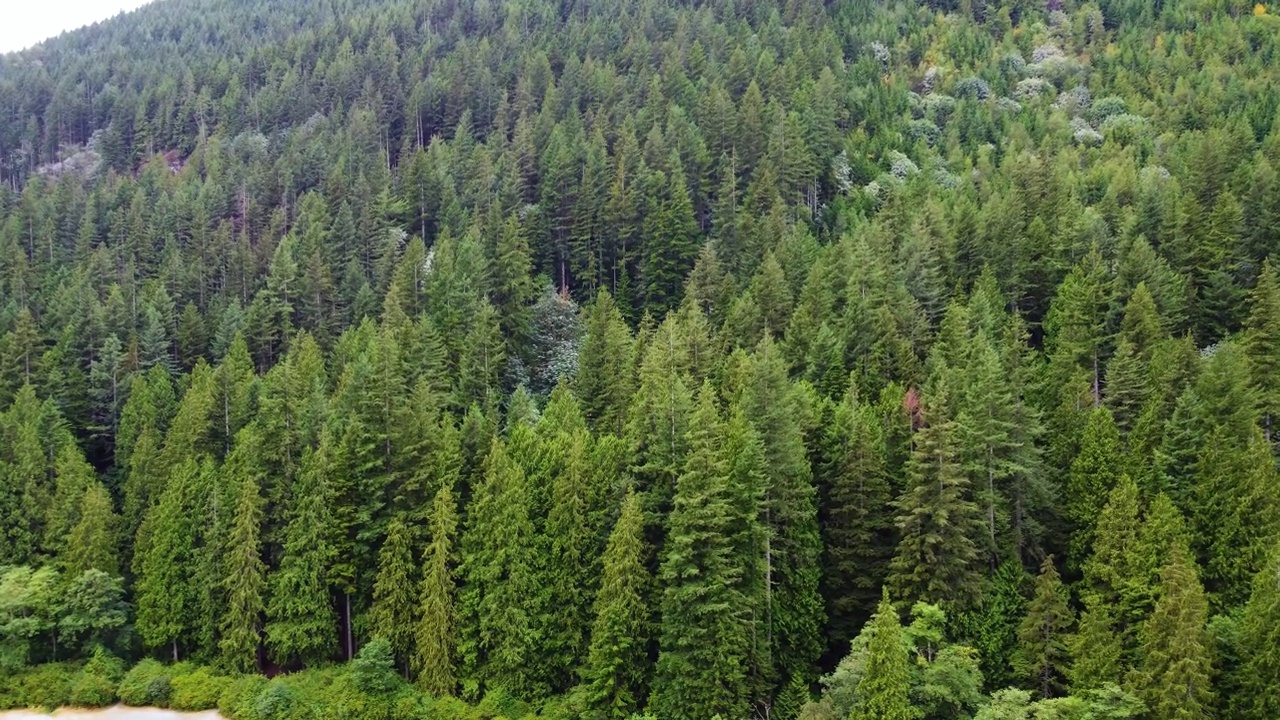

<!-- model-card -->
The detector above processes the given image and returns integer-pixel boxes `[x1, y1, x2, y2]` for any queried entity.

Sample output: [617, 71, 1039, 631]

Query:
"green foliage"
[850, 594, 913, 720]
[0, 0, 1276, 713]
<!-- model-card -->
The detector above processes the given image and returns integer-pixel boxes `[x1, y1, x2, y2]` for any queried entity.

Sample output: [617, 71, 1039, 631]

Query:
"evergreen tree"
[1014, 556, 1074, 699]
[739, 338, 824, 687]
[64, 482, 119, 577]
[370, 519, 417, 676]
[1067, 408, 1122, 570]
[1244, 258, 1280, 442]
[457, 438, 545, 700]
[1131, 541, 1214, 720]
[819, 382, 895, 657]
[650, 386, 750, 720]
[1067, 596, 1124, 691]
[136, 457, 206, 660]
[583, 489, 651, 720]
[890, 371, 985, 609]
[266, 444, 338, 669]
[851, 592, 914, 720]
[415, 485, 459, 697]
[1236, 548, 1280, 720]
[219, 434, 267, 674]
[575, 290, 635, 437]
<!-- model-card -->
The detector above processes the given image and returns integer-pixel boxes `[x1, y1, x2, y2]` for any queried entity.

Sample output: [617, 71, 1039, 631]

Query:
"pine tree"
[583, 489, 651, 720]
[650, 386, 750, 720]
[890, 371, 985, 609]
[1014, 556, 1074, 699]
[415, 485, 459, 697]
[266, 443, 338, 669]
[1131, 541, 1214, 720]
[851, 592, 914, 720]
[219, 436, 267, 674]
[370, 519, 417, 676]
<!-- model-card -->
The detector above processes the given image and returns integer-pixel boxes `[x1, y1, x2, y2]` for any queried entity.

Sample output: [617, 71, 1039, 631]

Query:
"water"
[0, 707, 224, 720]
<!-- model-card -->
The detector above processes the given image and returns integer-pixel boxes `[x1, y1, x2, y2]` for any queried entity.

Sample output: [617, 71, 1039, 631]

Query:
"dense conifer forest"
[0, 0, 1278, 717]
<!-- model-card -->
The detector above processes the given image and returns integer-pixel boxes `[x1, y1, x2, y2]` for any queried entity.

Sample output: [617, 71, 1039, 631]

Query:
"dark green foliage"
[1013, 557, 1073, 699]
[649, 386, 751, 720]
[889, 372, 985, 610]
[0, 0, 1274, 712]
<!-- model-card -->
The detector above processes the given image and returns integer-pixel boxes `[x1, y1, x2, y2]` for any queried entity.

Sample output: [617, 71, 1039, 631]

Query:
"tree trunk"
[345, 592, 354, 660]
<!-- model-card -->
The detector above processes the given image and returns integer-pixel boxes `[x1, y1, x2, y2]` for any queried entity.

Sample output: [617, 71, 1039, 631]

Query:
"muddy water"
[0, 707, 224, 720]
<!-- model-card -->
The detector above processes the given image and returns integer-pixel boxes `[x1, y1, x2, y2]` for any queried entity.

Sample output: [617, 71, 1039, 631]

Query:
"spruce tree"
[1131, 541, 1214, 720]
[583, 489, 651, 720]
[851, 592, 913, 720]
[415, 485, 459, 697]
[1014, 556, 1074, 699]
[370, 518, 417, 676]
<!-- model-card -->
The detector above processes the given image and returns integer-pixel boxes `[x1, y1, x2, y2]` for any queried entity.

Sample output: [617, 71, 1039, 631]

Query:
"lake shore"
[0, 707, 224, 720]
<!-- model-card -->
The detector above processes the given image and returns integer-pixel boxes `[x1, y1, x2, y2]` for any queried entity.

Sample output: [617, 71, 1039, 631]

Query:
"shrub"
[171, 666, 233, 710]
[118, 658, 172, 706]
[68, 672, 118, 707]
[218, 673, 269, 719]
[6, 663, 78, 710]
[252, 678, 309, 720]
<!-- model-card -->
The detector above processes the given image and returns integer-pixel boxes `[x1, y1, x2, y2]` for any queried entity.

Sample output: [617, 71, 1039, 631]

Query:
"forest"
[0, 0, 1278, 718]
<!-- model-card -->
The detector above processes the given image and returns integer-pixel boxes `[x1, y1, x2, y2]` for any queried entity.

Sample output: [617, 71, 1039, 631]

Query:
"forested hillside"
[0, 0, 1279, 718]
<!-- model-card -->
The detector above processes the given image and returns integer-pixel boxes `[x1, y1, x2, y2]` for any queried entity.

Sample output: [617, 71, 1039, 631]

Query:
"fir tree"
[819, 382, 895, 657]
[851, 592, 914, 720]
[583, 489, 651, 720]
[415, 485, 459, 697]
[266, 444, 338, 669]
[1131, 541, 1214, 720]
[1014, 556, 1074, 699]
[136, 457, 205, 660]
[890, 371, 985, 609]
[370, 519, 417, 676]
[219, 438, 267, 674]
[1067, 595, 1124, 691]
[64, 482, 119, 577]
[1066, 408, 1122, 570]
[1236, 548, 1280, 720]
[650, 386, 750, 720]
[457, 438, 546, 700]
